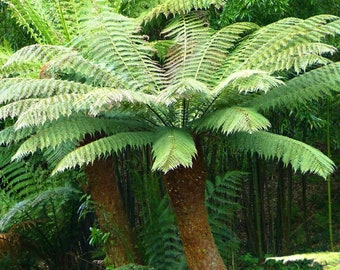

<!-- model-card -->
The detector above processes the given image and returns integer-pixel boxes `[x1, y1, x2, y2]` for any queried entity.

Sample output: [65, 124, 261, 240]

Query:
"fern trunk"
[163, 140, 226, 270]
[84, 157, 139, 267]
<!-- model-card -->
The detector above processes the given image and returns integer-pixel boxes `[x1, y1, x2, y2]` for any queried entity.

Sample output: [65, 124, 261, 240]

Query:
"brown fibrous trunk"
[163, 141, 226, 270]
[84, 157, 140, 267]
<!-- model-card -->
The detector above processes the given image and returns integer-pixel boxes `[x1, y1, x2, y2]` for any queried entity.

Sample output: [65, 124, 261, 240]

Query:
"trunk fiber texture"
[84, 157, 139, 267]
[164, 143, 226, 270]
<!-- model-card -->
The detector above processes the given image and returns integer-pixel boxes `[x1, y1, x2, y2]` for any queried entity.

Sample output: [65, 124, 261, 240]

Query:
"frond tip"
[152, 128, 197, 173]
[229, 131, 335, 179]
[197, 107, 271, 135]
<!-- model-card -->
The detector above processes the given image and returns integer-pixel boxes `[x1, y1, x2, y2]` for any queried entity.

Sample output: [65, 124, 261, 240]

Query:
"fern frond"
[5, 0, 62, 44]
[266, 252, 340, 269]
[191, 22, 258, 85]
[78, 88, 156, 116]
[163, 16, 257, 89]
[142, 0, 225, 22]
[0, 99, 39, 120]
[206, 171, 244, 262]
[5, 44, 72, 66]
[74, 11, 163, 93]
[197, 107, 271, 135]
[156, 78, 210, 105]
[256, 43, 336, 73]
[162, 14, 212, 85]
[42, 53, 127, 88]
[0, 126, 31, 145]
[0, 147, 33, 197]
[214, 70, 285, 95]
[228, 131, 335, 179]
[218, 15, 340, 79]
[246, 62, 340, 111]
[141, 196, 186, 270]
[0, 186, 81, 230]
[13, 94, 82, 129]
[151, 128, 196, 172]
[2, 44, 73, 78]
[52, 131, 154, 174]
[12, 116, 144, 159]
[0, 78, 92, 103]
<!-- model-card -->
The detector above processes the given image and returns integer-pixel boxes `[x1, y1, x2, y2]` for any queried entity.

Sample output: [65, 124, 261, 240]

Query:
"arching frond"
[42, 53, 127, 88]
[13, 116, 145, 159]
[1, 44, 73, 77]
[256, 43, 336, 73]
[0, 126, 35, 145]
[214, 70, 285, 95]
[5, 0, 62, 44]
[218, 15, 340, 79]
[14, 94, 82, 129]
[163, 16, 257, 88]
[197, 107, 271, 135]
[152, 128, 197, 172]
[74, 11, 163, 93]
[0, 186, 81, 230]
[78, 88, 156, 116]
[190, 22, 258, 85]
[0, 99, 39, 120]
[4, 45, 71, 67]
[52, 131, 154, 174]
[162, 14, 212, 85]
[246, 62, 340, 111]
[228, 131, 335, 179]
[0, 78, 92, 103]
[142, 0, 225, 22]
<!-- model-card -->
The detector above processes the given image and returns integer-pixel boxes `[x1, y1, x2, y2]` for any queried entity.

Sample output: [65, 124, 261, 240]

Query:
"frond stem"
[57, 0, 71, 42]
[147, 104, 170, 126]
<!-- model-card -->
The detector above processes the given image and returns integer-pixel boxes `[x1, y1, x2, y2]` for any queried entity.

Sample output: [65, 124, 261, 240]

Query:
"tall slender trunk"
[84, 157, 140, 267]
[163, 141, 226, 270]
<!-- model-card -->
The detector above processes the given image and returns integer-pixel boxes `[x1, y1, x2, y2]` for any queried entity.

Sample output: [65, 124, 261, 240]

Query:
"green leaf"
[229, 131, 335, 179]
[152, 128, 197, 173]
[246, 62, 340, 111]
[214, 70, 284, 94]
[197, 107, 271, 135]
[53, 131, 154, 174]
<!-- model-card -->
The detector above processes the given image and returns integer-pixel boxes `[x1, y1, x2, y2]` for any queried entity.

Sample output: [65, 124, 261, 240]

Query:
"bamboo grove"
[0, 0, 339, 269]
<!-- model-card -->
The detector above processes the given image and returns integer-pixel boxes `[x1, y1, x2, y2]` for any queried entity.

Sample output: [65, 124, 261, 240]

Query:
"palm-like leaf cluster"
[0, 8, 339, 178]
